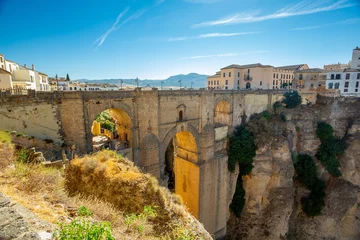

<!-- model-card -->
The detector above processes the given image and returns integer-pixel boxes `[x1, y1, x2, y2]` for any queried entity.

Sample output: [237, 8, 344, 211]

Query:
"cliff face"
[227, 97, 360, 240]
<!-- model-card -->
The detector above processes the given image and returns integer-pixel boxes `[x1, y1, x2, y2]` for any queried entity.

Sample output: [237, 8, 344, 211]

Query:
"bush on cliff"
[293, 154, 326, 217]
[282, 90, 301, 109]
[228, 125, 256, 174]
[315, 122, 346, 177]
[230, 175, 246, 218]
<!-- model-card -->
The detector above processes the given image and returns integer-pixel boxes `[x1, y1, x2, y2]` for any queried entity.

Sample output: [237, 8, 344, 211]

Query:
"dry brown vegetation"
[0, 133, 211, 239]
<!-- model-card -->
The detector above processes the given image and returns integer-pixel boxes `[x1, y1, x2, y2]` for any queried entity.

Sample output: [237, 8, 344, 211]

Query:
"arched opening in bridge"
[246, 82, 251, 89]
[179, 110, 183, 121]
[214, 100, 230, 126]
[91, 108, 133, 159]
[164, 130, 199, 218]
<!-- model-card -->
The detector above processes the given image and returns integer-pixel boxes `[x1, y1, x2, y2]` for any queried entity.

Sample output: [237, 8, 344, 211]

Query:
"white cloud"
[178, 50, 269, 60]
[291, 17, 360, 30]
[93, 7, 130, 48]
[193, 0, 355, 27]
[167, 31, 260, 41]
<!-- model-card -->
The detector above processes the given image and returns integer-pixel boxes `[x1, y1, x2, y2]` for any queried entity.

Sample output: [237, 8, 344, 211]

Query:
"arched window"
[179, 110, 183, 121]
[246, 82, 251, 89]
[260, 81, 262, 86]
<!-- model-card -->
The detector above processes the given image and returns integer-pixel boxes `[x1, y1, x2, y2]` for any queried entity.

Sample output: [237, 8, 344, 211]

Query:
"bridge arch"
[160, 123, 200, 218]
[87, 101, 135, 159]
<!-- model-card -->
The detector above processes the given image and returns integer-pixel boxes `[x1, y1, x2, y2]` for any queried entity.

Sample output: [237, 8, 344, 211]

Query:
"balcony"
[244, 75, 252, 81]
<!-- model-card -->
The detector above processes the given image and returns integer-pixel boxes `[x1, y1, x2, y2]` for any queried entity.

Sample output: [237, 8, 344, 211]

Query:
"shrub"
[316, 122, 334, 143]
[0, 130, 11, 144]
[16, 148, 29, 163]
[282, 90, 301, 109]
[228, 125, 256, 173]
[124, 206, 157, 234]
[44, 139, 54, 144]
[96, 111, 115, 132]
[280, 113, 287, 122]
[273, 101, 282, 114]
[262, 110, 271, 120]
[301, 179, 326, 217]
[315, 122, 346, 177]
[294, 154, 318, 189]
[78, 206, 93, 217]
[53, 219, 114, 240]
[16, 132, 26, 137]
[230, 175, 245, 217]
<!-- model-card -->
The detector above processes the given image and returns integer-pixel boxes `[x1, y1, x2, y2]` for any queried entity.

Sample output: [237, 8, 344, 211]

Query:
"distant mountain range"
[77, 73, 208, 89]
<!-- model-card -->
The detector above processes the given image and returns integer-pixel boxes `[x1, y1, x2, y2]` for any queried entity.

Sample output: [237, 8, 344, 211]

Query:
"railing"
[244, 75, 252, 81]
[0, 88, 36, 97]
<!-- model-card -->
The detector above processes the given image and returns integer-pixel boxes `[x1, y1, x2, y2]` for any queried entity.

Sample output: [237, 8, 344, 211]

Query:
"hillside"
[77, 73, 208, 89]
[0, 132, 212, 240]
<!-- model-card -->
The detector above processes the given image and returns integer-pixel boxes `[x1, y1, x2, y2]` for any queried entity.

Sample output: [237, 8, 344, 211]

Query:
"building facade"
[294, 68, 326, 89]
[0, 54, 49, 91]
[272, 64, 308, 89]
[207, 63, 273, 90]
[325, 47, 360, 96]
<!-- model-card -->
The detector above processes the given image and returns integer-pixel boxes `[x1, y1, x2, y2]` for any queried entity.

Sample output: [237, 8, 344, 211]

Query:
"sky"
[1, 0, 360, 80]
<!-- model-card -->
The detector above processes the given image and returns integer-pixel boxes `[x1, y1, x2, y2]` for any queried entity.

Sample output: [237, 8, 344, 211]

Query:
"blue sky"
[1, 0, 359, 79]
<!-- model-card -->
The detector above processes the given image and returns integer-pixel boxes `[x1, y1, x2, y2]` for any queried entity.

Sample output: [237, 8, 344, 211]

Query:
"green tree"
[282, 83, 288, 89]
[66, 74, 70, 81]
[95, 111, 115, 132]
[294, 154, 318, 189]
[282, 90, 301, 109]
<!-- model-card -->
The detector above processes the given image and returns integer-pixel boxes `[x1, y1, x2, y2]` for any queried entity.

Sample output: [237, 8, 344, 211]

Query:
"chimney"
[32, 64, 35, 70]
[24, 64, 27, 68]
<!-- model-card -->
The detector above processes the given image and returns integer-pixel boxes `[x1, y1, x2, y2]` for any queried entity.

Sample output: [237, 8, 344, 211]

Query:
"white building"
[0, 54, 50, 91]
[325, 47, 360, 96]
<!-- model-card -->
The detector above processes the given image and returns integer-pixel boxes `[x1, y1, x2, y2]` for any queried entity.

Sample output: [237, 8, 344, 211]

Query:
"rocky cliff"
[227, 96, 360, 240]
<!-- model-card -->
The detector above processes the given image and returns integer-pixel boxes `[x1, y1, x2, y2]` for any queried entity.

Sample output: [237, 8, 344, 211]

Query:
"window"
[179, 110, 183, 121]
[335, 83, 340, 89]
[276, 74, 278, 78]
[299, 74, 303, 80]
[311, 84, 314, 88]
[260, 81, 262, 86]
[225, 80, 228, 85]
[345, 82, 349, 88]
[237, 86, 239, 89]
[208, 81, 210, 86]
[346, 73, 350, 79]
[276, 80, 278, 85]
[328, 83, 333, 89]
[223, 73, 225, 77]
[273, 73, 275, 78]
[238, 72, 240, 77]
[70, 87, 72, 90]
[356, 82, 359, 88]
[357, 73, 360, 79]
[330, 74, 334, 79]
[344, 89, 348, 92]
[273, 80, 275, 85]
[229, 72, 231, 77]
[237, 80, 240, 85]
[335, 74, 341, 79]
[217, 80, 219, 85]
[281, 74, 283, 79]
[74, 87, 77, 90]
[0, 57, 2, 62]
[225, 86, 228, 90]
[356, 89, 358, 92]
[248, 69, 250, 74]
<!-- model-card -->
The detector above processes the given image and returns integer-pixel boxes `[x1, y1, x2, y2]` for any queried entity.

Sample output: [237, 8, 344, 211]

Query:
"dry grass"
[0, 148, 211, 239]
[0, 131, 13, 169]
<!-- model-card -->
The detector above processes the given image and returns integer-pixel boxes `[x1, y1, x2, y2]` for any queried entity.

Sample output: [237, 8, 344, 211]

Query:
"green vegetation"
[315, 122, 346, 177]
[301, 179, 326, 217]
[294, 154, 318, 189]
[282, 90, 301, 109]
[95, 111, 116, 132]
[66, 73, 71, 81]
[273, 101, 282, 114]
[230, 175, 246, 217]
[124, 206, 157, 234]
[53, 219, 114, 240]
[228, 125, 256, 174]
[16, 148, 29, 163]
[293, 154, 325, 217]
[228, 124, 256, 217]
[16, 132, 26, 137]
[0, 130, 11, 144]
[262, 110, 271, 120]
[78, 206, 93, 217]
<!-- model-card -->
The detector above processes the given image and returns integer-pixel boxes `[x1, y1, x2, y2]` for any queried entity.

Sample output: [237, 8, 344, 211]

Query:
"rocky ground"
[0, 193, 52, 240]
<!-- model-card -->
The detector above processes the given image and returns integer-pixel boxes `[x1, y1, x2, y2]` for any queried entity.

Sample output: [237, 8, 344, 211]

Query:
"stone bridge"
[0, 89, 317, 238]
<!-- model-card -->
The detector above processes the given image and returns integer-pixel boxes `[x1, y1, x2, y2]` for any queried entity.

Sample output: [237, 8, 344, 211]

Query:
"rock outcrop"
[227, 97, 360, 240]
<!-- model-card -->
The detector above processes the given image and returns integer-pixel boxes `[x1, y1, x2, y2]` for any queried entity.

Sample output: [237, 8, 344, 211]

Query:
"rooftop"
[275, 64, 307, 70]
[295, 68, 325, 73]
[221, 63, 273, 70]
